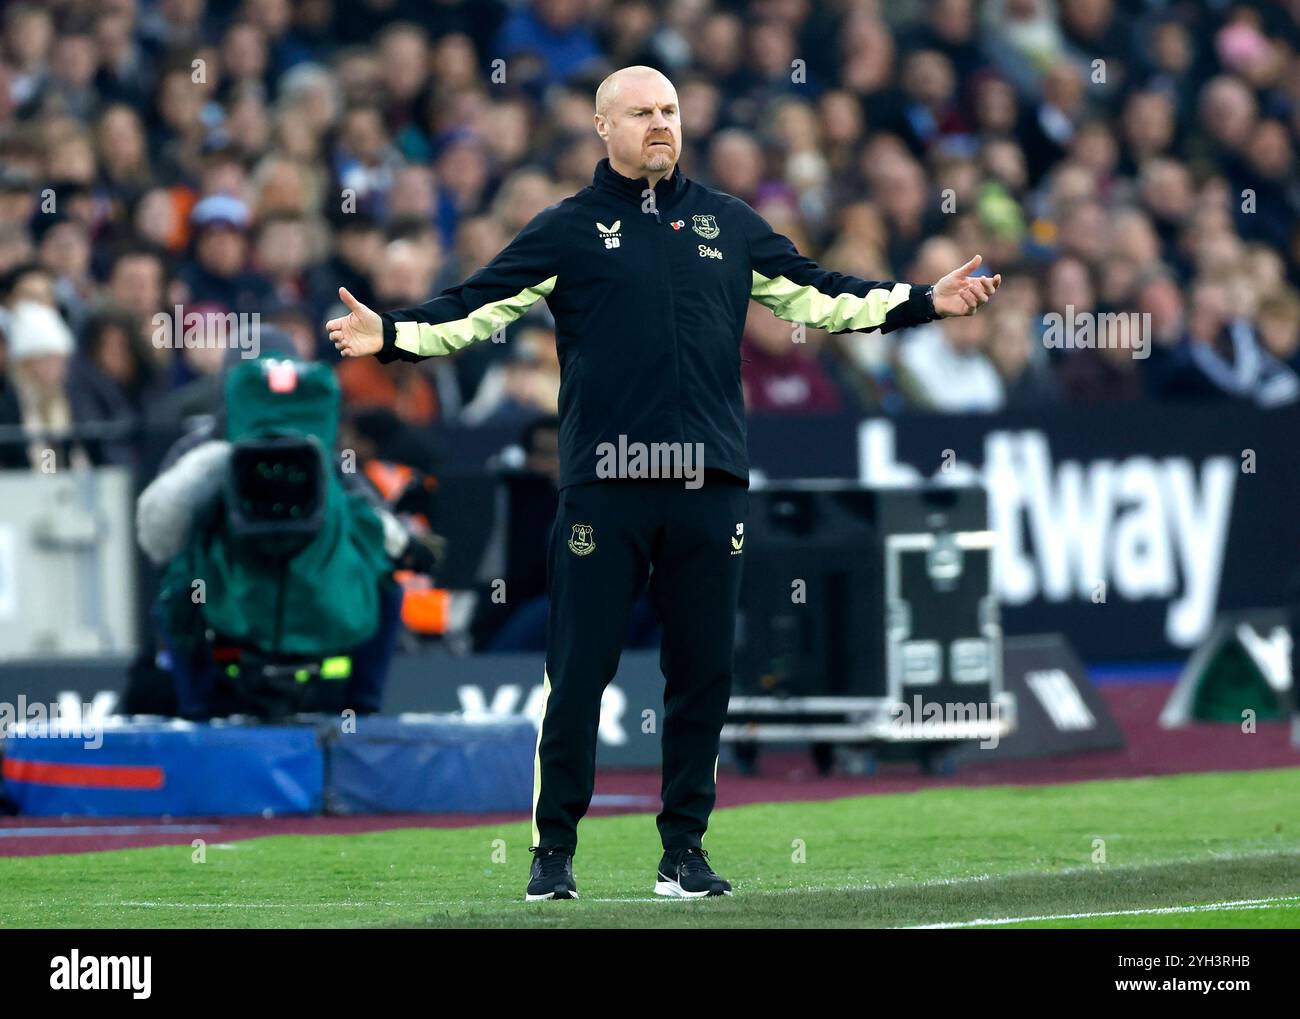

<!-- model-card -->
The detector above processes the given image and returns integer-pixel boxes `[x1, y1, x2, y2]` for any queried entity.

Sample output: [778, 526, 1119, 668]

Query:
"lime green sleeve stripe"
[394, 276, 559, 357]
[750, 271, 912, 331]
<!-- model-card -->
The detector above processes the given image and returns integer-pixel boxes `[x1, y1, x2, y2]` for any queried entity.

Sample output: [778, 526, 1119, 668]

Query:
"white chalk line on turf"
[101, 898, 678, 908]
[765, 846, 1300, 898]
[905, 895, 1300, 929]
[102, 901, 448, 909]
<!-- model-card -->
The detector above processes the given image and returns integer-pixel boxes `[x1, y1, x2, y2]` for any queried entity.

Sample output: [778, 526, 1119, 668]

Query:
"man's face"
[9, 270, 54, 307]
[373, 243, 435, 306]
[595, 73, 681, 177]
[1191, 284, 1230, 341]
[336, 226, 383, 271]
[197, 224, 247, 277]
[110, 255, 163, 318]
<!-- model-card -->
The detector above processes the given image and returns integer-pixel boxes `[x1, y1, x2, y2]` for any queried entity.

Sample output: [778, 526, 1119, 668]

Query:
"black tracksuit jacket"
[377, 157, 938, 487]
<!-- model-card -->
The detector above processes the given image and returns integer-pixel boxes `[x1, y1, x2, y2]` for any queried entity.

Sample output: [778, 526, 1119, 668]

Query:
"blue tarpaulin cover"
[324, 714, 535, 814]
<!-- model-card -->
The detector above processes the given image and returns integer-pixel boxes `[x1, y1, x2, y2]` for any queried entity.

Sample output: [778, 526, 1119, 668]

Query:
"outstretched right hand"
[326, 287, 384, 358]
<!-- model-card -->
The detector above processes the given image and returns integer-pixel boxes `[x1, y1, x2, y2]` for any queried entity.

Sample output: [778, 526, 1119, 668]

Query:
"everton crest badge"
[567, 523, 596, 556]
[691, 214, 720, 240]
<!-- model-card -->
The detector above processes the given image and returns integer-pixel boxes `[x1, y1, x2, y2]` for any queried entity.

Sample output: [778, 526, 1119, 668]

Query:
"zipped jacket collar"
[592, 157, 688, 214]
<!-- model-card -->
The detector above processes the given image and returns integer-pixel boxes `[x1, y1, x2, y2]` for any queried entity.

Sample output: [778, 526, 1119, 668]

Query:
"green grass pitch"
[2, 768, 1297, 928]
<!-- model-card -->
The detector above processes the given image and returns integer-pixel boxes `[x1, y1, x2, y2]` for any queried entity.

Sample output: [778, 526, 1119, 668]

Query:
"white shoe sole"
[524, 889, 579, 901]
[653, 878, 732, 898]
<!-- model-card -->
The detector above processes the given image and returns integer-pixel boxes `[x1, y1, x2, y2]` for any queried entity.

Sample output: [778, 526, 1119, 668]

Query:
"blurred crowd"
[0, 0, 1298, 473]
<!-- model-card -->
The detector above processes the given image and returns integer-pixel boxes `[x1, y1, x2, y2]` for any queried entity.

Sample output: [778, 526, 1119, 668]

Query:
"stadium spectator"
[173, 195, 273, 314]
[895, 238, 1003, 412]
[740, 303, 844, 415]
[460, 324, 560, 427]
[67, 307, 159, 466]
[4, 299, 87, 469]
[1, 260, 56, 309]
[1057, 315, 1146, 404]
[1257, 289, 1300, 372]
[336, 239, 439, 424]
[988, 305, 1056, 407]
[1164, 279, 1300, 407]
[494, 0, 604, 90]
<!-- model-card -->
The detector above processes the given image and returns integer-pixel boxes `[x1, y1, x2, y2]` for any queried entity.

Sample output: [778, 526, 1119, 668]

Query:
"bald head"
[595, 65, 672, 117]
[594, 65, 681, 184]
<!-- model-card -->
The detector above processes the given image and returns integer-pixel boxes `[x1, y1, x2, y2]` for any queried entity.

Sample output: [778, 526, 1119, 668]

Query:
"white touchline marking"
[904, 895, 1300, 929]
[582, 897, 684, 904]
[0, 824, 224, 837]
[103, 901, 450, 909]
[764, 847, 1300, 897]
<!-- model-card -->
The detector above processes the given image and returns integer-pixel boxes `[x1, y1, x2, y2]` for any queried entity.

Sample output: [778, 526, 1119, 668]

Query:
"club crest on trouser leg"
[567, 523, 596, 556]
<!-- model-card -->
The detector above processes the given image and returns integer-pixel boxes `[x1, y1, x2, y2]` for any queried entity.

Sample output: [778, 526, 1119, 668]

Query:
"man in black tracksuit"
[327, 66, 1000, 900]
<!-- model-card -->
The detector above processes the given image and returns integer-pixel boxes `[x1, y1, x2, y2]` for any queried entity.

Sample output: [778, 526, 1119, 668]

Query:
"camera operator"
[136, 326, 438, 719]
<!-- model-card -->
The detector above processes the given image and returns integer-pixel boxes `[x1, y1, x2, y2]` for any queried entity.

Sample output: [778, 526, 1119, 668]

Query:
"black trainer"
[526, 847, 578, 901]
[654, 847, 732, 898]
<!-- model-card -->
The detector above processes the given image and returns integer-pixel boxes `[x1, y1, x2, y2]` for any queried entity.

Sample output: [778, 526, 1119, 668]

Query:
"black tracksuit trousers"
[532, 474, 749, 854]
